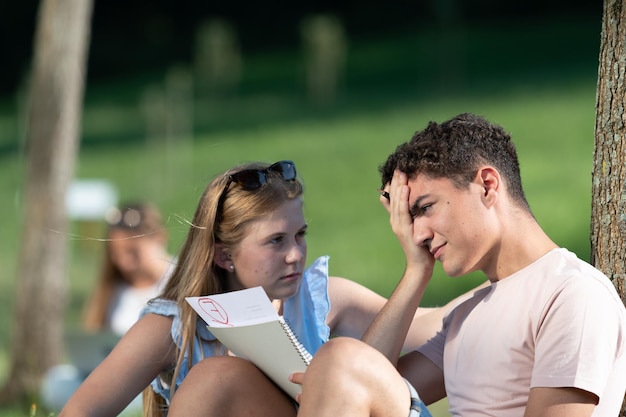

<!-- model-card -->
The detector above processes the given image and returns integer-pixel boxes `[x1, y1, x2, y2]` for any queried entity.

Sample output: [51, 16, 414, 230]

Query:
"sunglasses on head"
[105, 207, 143, 228]
[215, 160, 297, 222]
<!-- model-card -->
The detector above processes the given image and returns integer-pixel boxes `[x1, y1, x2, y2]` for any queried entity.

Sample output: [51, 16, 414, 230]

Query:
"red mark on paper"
[198, 297, 230, 326]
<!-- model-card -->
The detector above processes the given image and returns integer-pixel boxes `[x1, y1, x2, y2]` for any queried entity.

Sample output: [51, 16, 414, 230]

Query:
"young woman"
[83, 202, 174, 335]
[41, 202, 174, 414]
[59, 161, 470, 417]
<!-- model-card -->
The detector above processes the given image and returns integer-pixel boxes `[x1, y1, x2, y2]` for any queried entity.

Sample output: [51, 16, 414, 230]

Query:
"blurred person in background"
[83, 202, 174, 335]
[41, 202, 174, 415]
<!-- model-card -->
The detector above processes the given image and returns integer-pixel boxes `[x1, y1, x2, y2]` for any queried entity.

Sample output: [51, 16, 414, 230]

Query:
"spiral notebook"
[186, 287, 312, 399]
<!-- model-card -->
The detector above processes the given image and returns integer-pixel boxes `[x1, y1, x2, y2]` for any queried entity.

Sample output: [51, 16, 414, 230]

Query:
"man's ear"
[213, 243, 231, 269]
[477, 166, 500, 206]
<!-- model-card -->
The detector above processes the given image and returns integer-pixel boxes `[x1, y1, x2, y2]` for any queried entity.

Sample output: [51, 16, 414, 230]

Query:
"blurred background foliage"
[0, 1, 603, 415]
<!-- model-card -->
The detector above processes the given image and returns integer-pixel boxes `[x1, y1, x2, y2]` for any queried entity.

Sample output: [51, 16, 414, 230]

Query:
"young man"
[292, 113, 626, 417]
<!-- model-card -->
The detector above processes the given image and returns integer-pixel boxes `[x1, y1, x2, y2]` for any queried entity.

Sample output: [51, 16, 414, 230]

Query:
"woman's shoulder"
[139, 297, 179, 318]
[304, 255, 329, 278]
[125, 312, 178, 366]
[327, 275, 376, 295]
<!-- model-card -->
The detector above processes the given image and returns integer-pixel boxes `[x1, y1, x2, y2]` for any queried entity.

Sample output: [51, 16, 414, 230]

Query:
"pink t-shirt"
[418, 248, 626, 417]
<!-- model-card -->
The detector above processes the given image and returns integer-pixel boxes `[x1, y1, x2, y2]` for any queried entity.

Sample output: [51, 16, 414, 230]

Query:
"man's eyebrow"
[409, 195, 429, 217]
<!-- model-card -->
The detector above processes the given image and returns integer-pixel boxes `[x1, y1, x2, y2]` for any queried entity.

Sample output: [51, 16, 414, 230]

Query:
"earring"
[229, 264, 235, 272]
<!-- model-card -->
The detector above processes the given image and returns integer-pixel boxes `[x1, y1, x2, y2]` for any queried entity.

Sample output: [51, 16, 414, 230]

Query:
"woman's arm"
[326, 276, 485, 352]
[59, 313, 177, 417]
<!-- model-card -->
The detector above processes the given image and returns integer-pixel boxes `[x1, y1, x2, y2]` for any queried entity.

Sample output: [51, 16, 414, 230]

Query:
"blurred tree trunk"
[592, 0, 626, 415]
[0, 0, 93, 404]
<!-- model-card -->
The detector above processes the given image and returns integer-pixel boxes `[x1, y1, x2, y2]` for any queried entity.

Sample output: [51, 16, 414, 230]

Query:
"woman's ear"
[213, 243, 231, 270]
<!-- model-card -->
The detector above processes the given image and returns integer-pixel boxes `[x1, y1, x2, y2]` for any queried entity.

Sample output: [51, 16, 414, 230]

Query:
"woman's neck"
[130, 254, 170, 288]
[272, 299, 283, 315]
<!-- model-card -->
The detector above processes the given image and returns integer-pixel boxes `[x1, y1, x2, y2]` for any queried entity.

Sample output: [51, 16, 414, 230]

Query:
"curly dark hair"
[379, 113, 530, 210]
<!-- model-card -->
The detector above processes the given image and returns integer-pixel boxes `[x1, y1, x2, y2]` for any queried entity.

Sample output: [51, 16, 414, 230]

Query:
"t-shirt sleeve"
[531, 275, 625, 398]
[417, 310, 450, 369]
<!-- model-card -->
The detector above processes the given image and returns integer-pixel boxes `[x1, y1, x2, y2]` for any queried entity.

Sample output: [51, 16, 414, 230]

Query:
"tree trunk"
[0, 0, 93, 403]
[592, 0, 626, 415]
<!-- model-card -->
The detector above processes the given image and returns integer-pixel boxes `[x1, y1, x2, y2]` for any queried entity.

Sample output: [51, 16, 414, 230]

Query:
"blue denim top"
[139, 255, 331, 404]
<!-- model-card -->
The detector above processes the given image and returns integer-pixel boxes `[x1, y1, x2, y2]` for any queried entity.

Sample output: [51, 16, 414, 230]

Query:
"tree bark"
[593, 0, 626, 415]
[0, 0, 93, 403]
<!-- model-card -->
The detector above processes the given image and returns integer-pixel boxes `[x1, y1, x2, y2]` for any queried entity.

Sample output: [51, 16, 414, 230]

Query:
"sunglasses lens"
[231, 170, 266, 190]
[228, 161, 296, 192]
[269, 161, 297, 180]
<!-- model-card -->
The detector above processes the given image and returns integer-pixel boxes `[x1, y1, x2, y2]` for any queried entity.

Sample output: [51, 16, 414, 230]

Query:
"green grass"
[0, 17, 600, 416]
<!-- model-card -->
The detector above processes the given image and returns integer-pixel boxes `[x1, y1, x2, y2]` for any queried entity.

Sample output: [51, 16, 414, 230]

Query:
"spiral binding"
[279, 316, 313, 365]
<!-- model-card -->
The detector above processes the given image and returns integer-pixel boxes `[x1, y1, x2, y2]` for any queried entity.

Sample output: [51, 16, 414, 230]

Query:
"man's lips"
[430, 243, 445, 260]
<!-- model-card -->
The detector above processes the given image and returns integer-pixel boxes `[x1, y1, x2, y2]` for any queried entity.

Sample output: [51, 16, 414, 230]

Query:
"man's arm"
[361, 262, 433, 364]
[361, 170, 435, 364]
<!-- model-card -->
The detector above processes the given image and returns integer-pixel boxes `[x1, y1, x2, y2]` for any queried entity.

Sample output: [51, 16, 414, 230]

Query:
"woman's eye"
[270, 236, 284, 244]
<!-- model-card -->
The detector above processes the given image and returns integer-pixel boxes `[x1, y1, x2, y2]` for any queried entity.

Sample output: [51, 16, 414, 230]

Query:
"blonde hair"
[143, 162, 304, 417]
[83, 202, 166, 332]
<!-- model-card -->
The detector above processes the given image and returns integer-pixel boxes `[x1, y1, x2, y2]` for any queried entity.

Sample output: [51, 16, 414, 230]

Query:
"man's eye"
[411, 203, 433, 219]
[421, 204, 433, 213]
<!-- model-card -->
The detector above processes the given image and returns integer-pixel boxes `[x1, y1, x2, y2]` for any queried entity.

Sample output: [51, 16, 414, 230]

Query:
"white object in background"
[66, 179, 118, 220]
